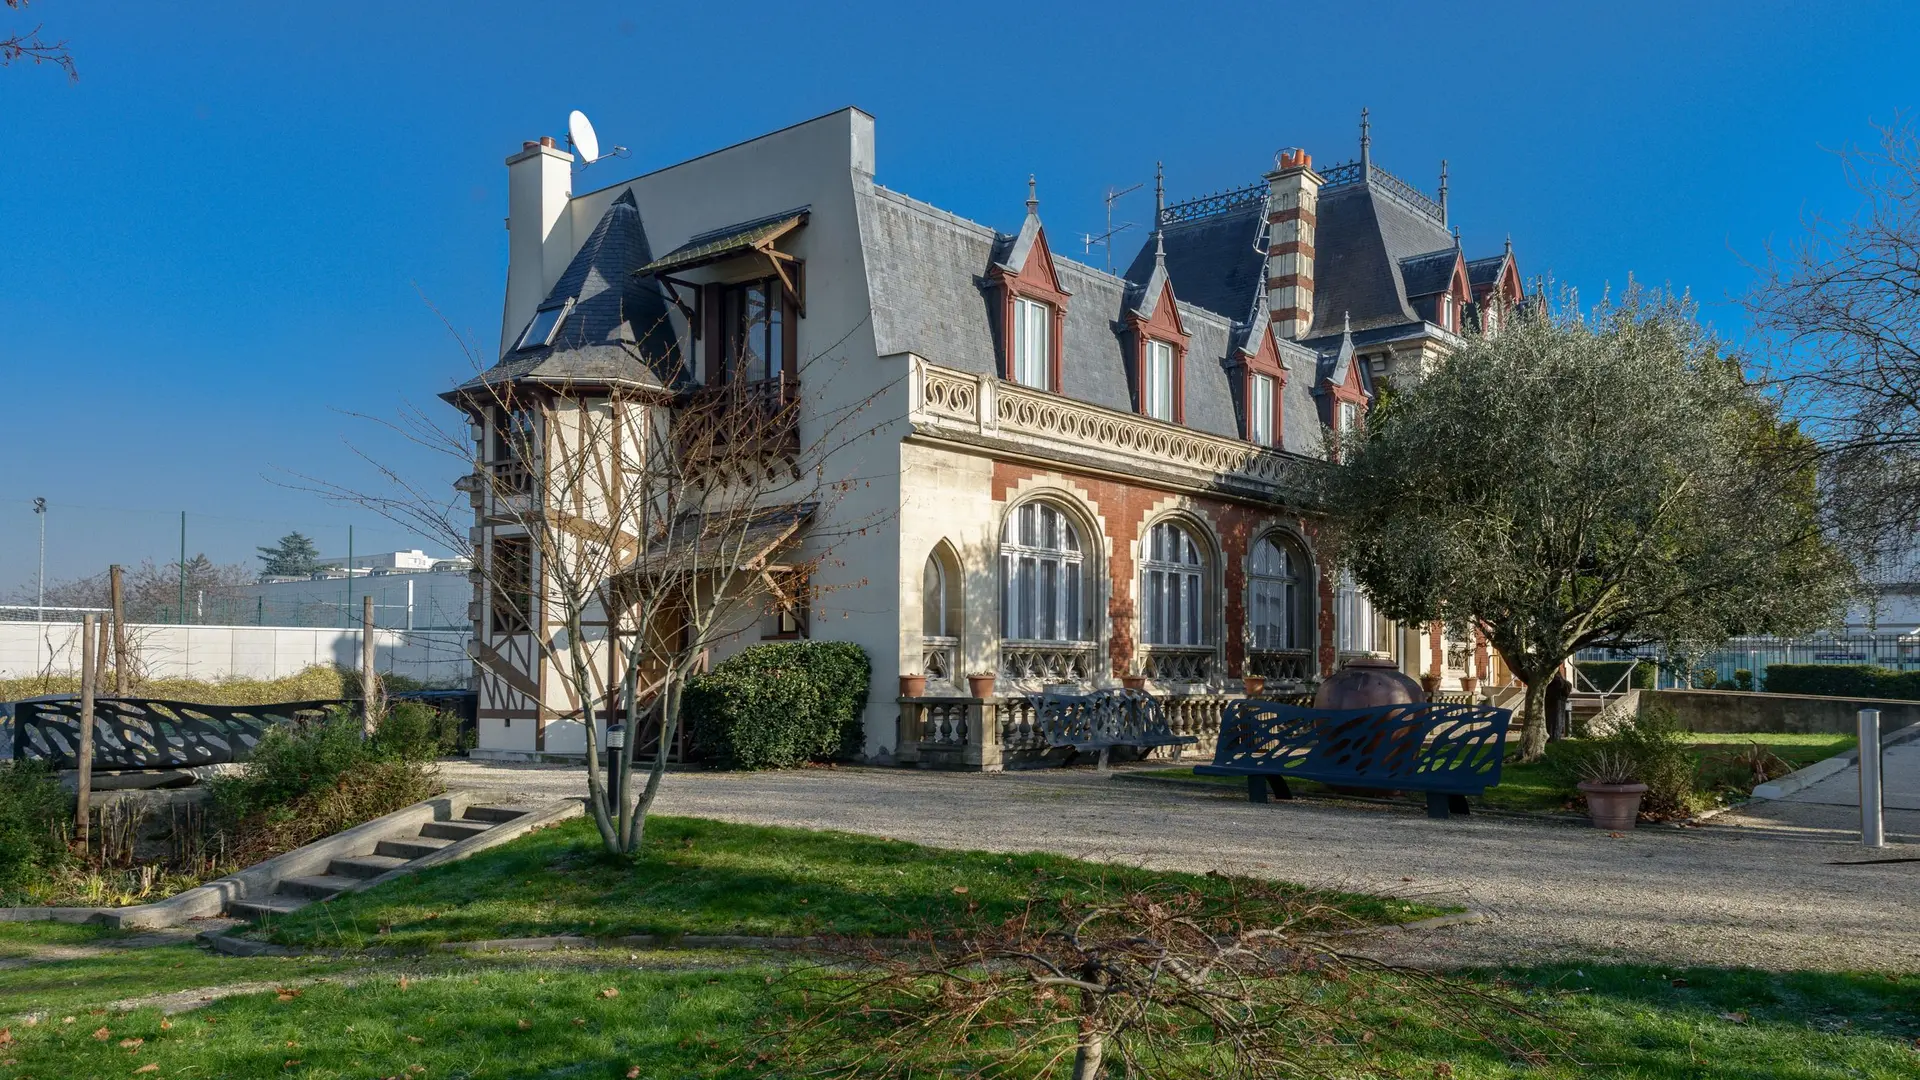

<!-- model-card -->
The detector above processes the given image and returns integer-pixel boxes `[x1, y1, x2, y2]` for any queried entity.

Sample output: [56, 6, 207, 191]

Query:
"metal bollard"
[606, 723, 626, 812]
[1858, 709, 1884, 849]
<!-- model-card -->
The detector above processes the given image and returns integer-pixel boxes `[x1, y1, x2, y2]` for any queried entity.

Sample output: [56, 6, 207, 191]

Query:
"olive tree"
[1325, 288, 1853, 760]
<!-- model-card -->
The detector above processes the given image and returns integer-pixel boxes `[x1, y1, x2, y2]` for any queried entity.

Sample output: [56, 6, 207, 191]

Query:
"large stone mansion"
[446, 107, 1528, 763]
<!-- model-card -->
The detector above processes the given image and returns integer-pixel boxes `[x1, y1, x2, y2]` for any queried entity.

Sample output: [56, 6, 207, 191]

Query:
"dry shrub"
[223, 759, 440, 867]
[0, 663, 438, 706]
[767, 884, 1552, 1080]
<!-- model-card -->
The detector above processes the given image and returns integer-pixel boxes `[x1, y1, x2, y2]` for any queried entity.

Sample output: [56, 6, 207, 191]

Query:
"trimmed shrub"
[1760, 663, 1920, 700]
[1574, 660, 1655, 692]
[0, 760, 69, 891]
[370, 700, 470, 759]
[684, 641, 872, 770]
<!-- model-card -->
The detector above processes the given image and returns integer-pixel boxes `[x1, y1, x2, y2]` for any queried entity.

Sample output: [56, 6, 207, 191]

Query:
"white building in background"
[233, 551, 473, 630]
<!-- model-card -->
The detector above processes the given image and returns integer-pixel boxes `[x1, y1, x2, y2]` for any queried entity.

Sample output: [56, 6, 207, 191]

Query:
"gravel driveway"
[440, 760, 1918, 973]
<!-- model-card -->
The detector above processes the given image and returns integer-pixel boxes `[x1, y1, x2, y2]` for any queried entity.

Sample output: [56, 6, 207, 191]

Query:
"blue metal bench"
[1194, 699, 1511, 819]
[1031, 687, 1196, 770]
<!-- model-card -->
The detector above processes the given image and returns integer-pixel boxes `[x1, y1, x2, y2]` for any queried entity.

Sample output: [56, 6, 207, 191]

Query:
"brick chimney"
[1265, 148, 1322, 340]
[500, 135, 575, 357]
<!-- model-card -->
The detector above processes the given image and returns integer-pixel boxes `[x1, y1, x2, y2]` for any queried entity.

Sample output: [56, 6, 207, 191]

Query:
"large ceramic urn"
[1313, 657, 1424, 709]
[1313, 657, 1424, 796]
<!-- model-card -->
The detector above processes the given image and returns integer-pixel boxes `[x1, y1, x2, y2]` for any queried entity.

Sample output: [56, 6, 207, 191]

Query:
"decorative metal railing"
[1000, 641, 1100, 682]
[1159, 181, 1267, 226]
[922, 635, 959, 685]
[1315, 160, 1445, 223]
[1140, 645, 1215, 683]
[1318, 160, 1364, 187]
[1247, 648, 1314, 683]
[13, 698, 345, 770]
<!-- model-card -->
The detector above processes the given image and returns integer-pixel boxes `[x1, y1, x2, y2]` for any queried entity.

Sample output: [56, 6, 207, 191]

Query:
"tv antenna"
[1082, 180, 1142, 273]
[567, 110, 629, 169]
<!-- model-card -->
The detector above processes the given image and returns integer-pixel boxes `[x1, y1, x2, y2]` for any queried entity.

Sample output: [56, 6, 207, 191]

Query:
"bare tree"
[769, 885, 1551, 1079]
[3, 0, 74, 80]
[1747, 115, 1920, 561]
[309, 303, 891, 855]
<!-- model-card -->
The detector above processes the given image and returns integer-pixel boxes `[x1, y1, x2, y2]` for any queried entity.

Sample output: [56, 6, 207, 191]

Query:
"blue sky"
[2, 0, 1917, 595]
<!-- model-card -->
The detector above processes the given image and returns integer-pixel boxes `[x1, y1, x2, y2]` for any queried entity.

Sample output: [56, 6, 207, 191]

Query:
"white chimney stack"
[500, 136, 575, 357]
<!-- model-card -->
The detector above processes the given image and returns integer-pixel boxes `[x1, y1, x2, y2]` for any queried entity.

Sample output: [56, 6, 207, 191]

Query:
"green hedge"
[684, 642, 872, 770]
[1761, 664, 1920, 700]
[1575, 660, 1656, 692]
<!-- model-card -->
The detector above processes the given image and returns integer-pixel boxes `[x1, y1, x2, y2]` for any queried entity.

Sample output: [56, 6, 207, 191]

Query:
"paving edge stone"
[1751, 720, 1920, 800]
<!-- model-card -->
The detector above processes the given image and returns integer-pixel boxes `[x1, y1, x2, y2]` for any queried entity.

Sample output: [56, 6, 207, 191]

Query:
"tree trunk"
[1518, 676, 1548, 762]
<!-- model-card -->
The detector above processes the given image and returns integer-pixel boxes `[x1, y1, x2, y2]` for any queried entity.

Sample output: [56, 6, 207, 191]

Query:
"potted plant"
[1574, 748, 1649, 830]
[1242, 673, 1266, 697]
[1120, 669, 1148, 691]
[967, 672, 997, 699]
[899, 673, 928, 699]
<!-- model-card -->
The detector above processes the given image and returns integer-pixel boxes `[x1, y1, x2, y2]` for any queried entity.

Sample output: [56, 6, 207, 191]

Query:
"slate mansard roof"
[450, 190, 683, 399]
[858, 185, 1326, 458]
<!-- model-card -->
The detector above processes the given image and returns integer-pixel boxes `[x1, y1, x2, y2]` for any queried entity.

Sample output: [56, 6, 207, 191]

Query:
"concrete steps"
[226, 804, 531, 922]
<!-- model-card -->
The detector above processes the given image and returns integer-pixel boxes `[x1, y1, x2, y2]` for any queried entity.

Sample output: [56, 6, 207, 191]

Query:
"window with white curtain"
[1011, 296, 1051, 389]
[1141, 521, 1206, 646]
[1338, 399, 1359, 435]
[1249, 374, 1275, 445]
[1144, 340, 1175, 420]
[1249, 535, 1309, 650]
[1334, 571, 1381, 654]
[1001, 502, 1084, 642]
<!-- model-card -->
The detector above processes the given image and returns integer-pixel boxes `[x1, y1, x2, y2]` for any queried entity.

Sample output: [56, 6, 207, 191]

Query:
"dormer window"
[1249, 374, 1276, 445]
[517, 298, 573, 352]
[1440, 294, 1454, 332]
[1144, 340, 1176, 421]
[1339, 400, 1359, 434]
[1010, 296, 1052, 389]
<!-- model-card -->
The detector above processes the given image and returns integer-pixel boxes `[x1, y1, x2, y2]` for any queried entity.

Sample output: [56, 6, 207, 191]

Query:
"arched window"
[1141, 521, 1206, 646]
[923, 553, 950, 637]
[1249, 534, 1310, 651]
[1001, 502, 1084, 642]
[922, 544, 963, 683]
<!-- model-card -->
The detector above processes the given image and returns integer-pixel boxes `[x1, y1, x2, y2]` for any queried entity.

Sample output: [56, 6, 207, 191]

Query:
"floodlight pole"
[33, 497, 46, 621]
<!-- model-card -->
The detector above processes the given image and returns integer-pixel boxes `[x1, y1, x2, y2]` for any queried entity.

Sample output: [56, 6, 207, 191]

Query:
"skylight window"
[517, 298, 573, 352]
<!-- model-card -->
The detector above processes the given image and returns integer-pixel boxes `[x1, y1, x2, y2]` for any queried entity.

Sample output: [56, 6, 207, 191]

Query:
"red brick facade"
[991, 460, 1337, 679]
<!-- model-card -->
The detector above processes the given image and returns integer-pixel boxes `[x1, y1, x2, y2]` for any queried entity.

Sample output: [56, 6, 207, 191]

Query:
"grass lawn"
[1136, 731, 1859, 815]
[248, 815, 1445, 951]
[1, 944, 1913, 1078]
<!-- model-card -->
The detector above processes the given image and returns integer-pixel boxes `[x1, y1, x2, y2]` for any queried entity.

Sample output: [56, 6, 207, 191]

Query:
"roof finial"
[1359, 107, 1371, 172]
[1452, 224, 1461, 248]
[1153, 161, 1166, 262]
[1504, 233, 1513, 257]
[1343, 310, 1352, 336]
[1026, 173, 1038, 214]
[1438, 158, 1449, 224]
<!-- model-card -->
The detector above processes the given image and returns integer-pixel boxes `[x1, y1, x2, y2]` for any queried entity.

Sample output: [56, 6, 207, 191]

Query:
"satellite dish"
[568, 110, 600, 164]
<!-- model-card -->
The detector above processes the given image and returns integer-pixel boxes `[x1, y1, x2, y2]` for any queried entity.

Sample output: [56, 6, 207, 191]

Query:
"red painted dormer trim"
[1238, 323, 1288, 446]
[1126, 277, 1190, 423]
[989, 226, 1069, 393]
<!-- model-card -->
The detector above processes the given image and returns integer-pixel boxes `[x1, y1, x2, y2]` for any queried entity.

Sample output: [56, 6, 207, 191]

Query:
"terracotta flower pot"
[1419, 672, 1443, 698]
[1459, 676, 1479, 695]
[898, 674, 927, 699]
[1578, 781, 1648, 830]
[1120, 674, 1149, 691]
[967, 673, 997, 699]
[1242, 675, 1266, 697]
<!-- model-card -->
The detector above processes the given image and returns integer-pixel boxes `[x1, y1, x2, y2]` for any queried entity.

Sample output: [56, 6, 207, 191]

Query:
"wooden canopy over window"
[638, 207, 809, 318]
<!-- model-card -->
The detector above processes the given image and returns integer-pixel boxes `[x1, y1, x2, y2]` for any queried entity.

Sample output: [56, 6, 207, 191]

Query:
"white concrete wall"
[0, 622, 470, 686]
